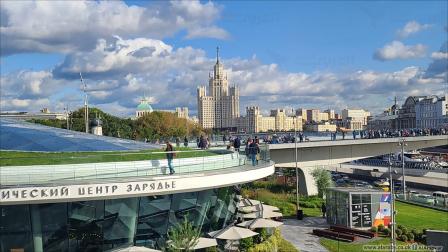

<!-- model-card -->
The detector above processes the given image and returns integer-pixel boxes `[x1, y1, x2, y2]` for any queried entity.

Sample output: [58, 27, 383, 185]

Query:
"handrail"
[0, 144, 271, 187]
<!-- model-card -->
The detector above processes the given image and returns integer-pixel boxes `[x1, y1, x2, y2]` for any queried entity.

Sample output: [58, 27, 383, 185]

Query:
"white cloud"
[0, 0, 228, 56]
[2, 37, 445, 115]
[431, 51, 448, 60]
[374, 41, 427, 61]
[396, 21, 432, 39]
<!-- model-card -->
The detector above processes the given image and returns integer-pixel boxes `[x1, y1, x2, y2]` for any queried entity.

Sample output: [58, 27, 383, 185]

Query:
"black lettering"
[87, 187, 93, 195]
[165, 182, 170, 189]
[21, 190, 28, 198]
[2, 191, 10, 200]
[96, 186, 103, 194]
[78, 188, 85, 195]
[112, 185, 118, 193]
[30, 189, 38, 198]
[157, 182, 163, 190]
[150, 183, 155, 190]
[134, 184, 141, 191]
[104, 185, 110, 194]
[49, 188, 58, 197]
[61, 187, 69, 196]
[12, 190, 19, 198]
[40, 189, 48, 197]
[127, 184, 132, 192]
[142, 183, 148, 191]
[172, 181, 176, 189]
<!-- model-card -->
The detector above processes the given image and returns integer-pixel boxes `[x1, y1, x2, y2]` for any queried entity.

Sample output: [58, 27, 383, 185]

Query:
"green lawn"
[395, 201, 448, 231]
[0, 148, 218, 166]
[320, 237, 430, 252]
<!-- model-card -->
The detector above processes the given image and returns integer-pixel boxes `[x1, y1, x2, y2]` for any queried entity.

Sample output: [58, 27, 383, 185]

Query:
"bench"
[313, 229, 356, 242]
[330, 225, 376, 239]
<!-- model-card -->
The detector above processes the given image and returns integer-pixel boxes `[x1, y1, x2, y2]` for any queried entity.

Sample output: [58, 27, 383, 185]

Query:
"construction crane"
[80, 72, 89, 133]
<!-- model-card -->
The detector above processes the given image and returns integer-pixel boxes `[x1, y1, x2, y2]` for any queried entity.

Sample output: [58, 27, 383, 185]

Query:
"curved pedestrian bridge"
[0, 149, 275, 205]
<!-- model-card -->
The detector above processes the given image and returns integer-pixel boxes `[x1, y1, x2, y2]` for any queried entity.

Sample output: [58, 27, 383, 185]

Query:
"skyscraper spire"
[216, 46, 219, 63]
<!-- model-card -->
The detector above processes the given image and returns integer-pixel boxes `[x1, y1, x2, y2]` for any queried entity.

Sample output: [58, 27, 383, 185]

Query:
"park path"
[280, 217, 329, 252]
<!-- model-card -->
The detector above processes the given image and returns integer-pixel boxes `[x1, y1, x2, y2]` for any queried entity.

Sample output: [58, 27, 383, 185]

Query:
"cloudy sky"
[1, 1, 447, 117]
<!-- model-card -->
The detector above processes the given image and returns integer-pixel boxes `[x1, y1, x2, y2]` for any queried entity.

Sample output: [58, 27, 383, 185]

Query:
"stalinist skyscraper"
[197, 47, 240, 130]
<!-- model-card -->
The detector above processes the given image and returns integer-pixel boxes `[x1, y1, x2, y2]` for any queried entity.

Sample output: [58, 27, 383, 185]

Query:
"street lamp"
[388, 154, 396, 252]
[398, 138, 407, 200]
[293, 112, 304, 220]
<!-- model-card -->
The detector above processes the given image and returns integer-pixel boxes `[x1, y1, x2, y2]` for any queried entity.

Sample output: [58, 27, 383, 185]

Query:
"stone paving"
[280, 217, 329, 252]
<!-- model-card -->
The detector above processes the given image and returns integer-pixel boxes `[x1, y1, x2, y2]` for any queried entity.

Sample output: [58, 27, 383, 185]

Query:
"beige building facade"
[239, 107, 302, 133]
[341, 109, 371, 130]
[197, 48, 240, 129]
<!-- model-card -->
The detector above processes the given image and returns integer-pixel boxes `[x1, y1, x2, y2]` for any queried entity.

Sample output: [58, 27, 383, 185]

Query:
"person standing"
[183, 136, 188, 147]
[234, 136, 241, 152]
[165, 141, 175, 175]
[321, 203, 327, 218]
[175, 137, 180, 148]
[248, 140, 259, 166]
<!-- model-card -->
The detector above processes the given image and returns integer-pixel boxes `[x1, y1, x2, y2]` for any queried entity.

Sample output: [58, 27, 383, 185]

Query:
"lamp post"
[293, 113, 303, 220]
[398, 138, 407, 200]
[388, 154, 396, 252]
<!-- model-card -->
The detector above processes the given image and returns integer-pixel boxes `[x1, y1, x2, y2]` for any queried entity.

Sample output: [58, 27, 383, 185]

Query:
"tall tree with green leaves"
[167, 216, 200, 251]
[310, 167, 334, 198]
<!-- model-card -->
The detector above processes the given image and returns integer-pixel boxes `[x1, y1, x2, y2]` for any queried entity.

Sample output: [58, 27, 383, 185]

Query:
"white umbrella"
[242, 210, 283, 219]
[167, 237, 217, 250]
[193, 237, 218, 249]
[237, 218, 283, 229]
[108, 246, 161, 252]
[237, 198, 261, 208]
[208, 226, 258, 240]
[239, 204, 279, 213]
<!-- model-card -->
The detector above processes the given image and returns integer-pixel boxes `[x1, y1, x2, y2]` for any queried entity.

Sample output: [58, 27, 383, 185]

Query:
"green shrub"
[400, 234, 408, 242]
[378, 224, 385, 232]
[408, 233, 415, 241]
[401, 227, 408, 236]
[396, 229, 402, 236]
[205, 246, 217, 252]
[383, 228, 391, 236]
[239, 237, 254, 252]
[247, 229, 298, 252]
[397, 224, 404, 230]
[370, 226, 378, 233]
[411, 229, 418, 236]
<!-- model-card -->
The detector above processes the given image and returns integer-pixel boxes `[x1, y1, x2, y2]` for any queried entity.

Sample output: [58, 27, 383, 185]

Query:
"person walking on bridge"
[165, 141, 176, 175]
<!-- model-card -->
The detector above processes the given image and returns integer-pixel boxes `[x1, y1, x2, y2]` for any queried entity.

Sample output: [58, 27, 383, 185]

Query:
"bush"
[205, 246, 217, 252]
[411, 229, 418, 236]
[248, 229, 298, 252]
[370, 226, 378, 233]
[408, 233, 415, 241]
[400, 234, 408, 242]
[401, 227, 408, 236]
[383, 228, 391, 236]
[378, 224, 385, 232]
[396, 229, 402, 236]
[239, 237, 254, 252]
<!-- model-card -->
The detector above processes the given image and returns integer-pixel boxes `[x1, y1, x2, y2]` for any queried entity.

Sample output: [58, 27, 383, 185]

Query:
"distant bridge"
[269, 135, 448, 195]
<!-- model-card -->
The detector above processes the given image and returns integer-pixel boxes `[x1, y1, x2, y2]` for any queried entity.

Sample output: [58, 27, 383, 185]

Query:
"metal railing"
[0, 144, 270, 187]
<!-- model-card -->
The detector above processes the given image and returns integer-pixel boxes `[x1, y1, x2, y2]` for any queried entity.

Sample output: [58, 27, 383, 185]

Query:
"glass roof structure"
[0, 118, 158, 152]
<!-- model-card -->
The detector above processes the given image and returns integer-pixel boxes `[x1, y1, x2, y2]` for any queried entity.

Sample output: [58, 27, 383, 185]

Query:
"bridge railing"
[0, 144, 271, 187]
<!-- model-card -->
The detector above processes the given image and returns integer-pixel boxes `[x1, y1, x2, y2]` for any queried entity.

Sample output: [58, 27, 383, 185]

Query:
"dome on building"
[136, 102, 153, 112]
[136, 96, 153, 112]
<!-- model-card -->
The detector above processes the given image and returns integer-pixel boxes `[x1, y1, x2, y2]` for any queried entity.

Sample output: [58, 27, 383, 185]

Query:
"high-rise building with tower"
[197, 47, 240, 130]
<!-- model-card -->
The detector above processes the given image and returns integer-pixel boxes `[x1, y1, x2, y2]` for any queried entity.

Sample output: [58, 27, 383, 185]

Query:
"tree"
[167, 216, 200, 252]
[310, 167, 334, 198]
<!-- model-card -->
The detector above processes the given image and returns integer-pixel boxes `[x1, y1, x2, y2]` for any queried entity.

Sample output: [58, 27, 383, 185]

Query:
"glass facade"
[0, 187, 238, 252]
[326, 188, 391, 229]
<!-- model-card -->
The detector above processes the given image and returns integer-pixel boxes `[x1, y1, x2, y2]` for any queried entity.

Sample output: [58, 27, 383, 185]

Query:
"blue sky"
[1, 1, 447, 116]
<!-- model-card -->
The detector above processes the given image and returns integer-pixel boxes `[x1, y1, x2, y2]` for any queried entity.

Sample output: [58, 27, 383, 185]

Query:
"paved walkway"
[280, 217, 329, 252]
